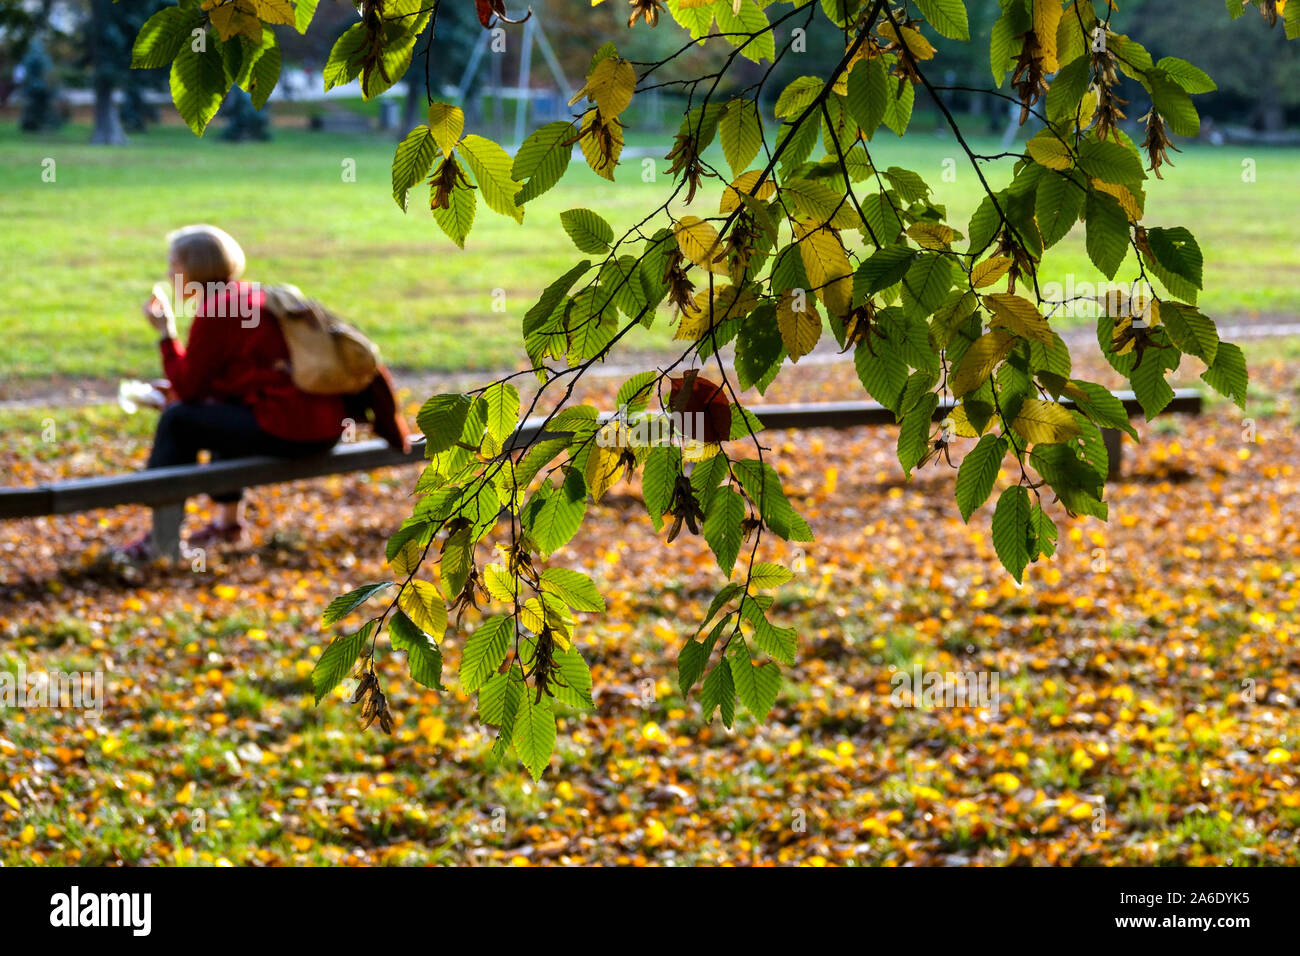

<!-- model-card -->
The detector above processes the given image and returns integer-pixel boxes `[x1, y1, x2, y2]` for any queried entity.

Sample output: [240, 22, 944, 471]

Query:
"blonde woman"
[118, 225, 346, 560]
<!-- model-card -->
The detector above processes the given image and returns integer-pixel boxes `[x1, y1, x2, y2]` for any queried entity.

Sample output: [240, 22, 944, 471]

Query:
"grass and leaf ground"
[2, 122, 1298, 390]
[1, 338, 1297, 866]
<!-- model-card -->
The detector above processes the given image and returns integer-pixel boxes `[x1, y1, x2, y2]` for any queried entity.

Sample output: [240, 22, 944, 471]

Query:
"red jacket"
[160, 282, 346, 443]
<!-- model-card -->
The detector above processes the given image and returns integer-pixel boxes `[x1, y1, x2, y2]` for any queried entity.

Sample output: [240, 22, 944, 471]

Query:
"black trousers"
[146, 401, 338, 504]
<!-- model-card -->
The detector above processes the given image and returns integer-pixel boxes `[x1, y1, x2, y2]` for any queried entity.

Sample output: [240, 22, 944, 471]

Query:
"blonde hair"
[166, 224, 246, 283]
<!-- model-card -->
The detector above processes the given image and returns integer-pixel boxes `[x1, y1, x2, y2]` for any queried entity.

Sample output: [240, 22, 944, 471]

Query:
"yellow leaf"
[204, 0, 262, 42]
[951, 329, 1016, 397]
[1074, 89, 1099, 130]
[572, 56, 636, 119]
[720, 169, 776, 213]
[399, 580, 448, 638]
[675, 216, 728, 274]
[1092, 179, 1143, 222]
[878, 22, 936, 59]
[1025, 132, 1072, 170]
[983, 292, 1054, 344]
[1033, 0, 1063, 73]
[585, 441, 624, 502]
[796, 223, 853, 317]
[388, 537, 423, 578]
[252, 0, 295, 26]
[1011, 398, 1082, 445]
[579, 110, 623, 180]
[427, 102, 465, 157]
[483, 564, 519, 603]
[906, 222, 955, 249]
[945, 403, 986, 438]
[776, 290, 823, 361]
[971, 256, 1013, 289]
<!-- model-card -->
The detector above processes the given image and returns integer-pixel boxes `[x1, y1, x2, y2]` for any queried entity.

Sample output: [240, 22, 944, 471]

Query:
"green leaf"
[750, 608, 797, 665]
[719, 98, 762, 176]
[854, 244, 916, 301]
[716, 0, 775, 63]
[1159, 301, 1218, 365]
[132, 6, 204, 69]
[991, 485, 1033, 583]
[311, 621, 373, 705]
[854, 335, 910, 412]
[522, 470, 587, 555]
[461, 616, 513, 693]
[1145, 226, 1203, 292]
[616, 371, 657, 414]
[1084, 189, 1130, 281]
[170, 34, 229, 136]
[1030, 505, 1057, 559]
[322, 582, 393, 626]
[1128, 345, 1179, 418]
[1201, 341, 1248, 409]
[1035, 171, 1084, 248]
[322, 23, 366, 91]
[881, 78, 915, 136]
[700, 658, 735, 727]
[1078, 136, 1146, 186]
[481, 383, 520, 441]
[733, 459, 813, 542]
[735, 304, 785, 395]
[417, 394, 475, 455]
[1069, 380, 1139, 441]
[393, 125, 438, 211]
[511, 691, 555, 780]
[560, 207, 614, 253]
[539, 567, 606, 612]
[1156, 57, 1216, 94]
[703, 485, 746, 576]
[294, 0, 320, 33]
[898, 392, 939, 478]
[955, 434, 1008, 522]
[846, 56, 889, 139]
[728, 642, 781, 719]
[459, 134, 523, 223]
[478, 668, 524, 728]
[388, 610, 446, 691]
[241, 32, 280, 111]
[748, 562, 793, 589]
[514, 120, 576, 203]
[1147, 69, 1199, 137]
[914, 0, 970, 40]
[900, 252, 954, 322]
[551, 646, 595, 711]
[1046, 55, 1092, 124]
[678, 639, 711, 695]
[431, 162, 476, 248]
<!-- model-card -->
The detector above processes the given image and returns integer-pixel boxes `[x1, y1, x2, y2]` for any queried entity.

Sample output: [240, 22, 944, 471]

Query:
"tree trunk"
[1255, 78, 1285, 134]
[90, 77, 127, 145]
[88, 0, 127, 145]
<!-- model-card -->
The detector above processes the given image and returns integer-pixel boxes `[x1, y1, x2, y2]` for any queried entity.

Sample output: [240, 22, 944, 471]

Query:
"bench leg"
[1102, 427, 1124, 479]
[151, 502, 184, 562]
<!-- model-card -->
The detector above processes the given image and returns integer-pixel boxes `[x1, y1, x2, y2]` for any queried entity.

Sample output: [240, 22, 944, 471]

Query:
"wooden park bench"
[0, 389, 1203, 560]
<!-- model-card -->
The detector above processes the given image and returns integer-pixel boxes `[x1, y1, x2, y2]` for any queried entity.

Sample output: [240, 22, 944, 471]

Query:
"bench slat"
[0, 389, 1204, 519]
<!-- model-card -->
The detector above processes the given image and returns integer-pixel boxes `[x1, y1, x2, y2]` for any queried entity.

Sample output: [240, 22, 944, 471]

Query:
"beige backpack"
[260, 285, 380, 395]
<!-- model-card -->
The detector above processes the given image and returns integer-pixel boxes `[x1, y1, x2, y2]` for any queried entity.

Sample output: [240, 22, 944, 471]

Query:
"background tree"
[132, 0, 1292, 778]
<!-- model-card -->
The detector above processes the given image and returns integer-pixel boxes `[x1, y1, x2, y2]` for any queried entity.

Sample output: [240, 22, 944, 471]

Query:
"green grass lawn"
[1, 118, 1296, 384]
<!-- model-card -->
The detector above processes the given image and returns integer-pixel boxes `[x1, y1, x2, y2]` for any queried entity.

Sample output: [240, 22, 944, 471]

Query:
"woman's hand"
[143, 289, 178, 339]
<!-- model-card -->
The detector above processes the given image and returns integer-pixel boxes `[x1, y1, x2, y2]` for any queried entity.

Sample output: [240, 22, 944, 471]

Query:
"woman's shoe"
[186, 520, 247, 549]
[112, 533, 155, 564]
